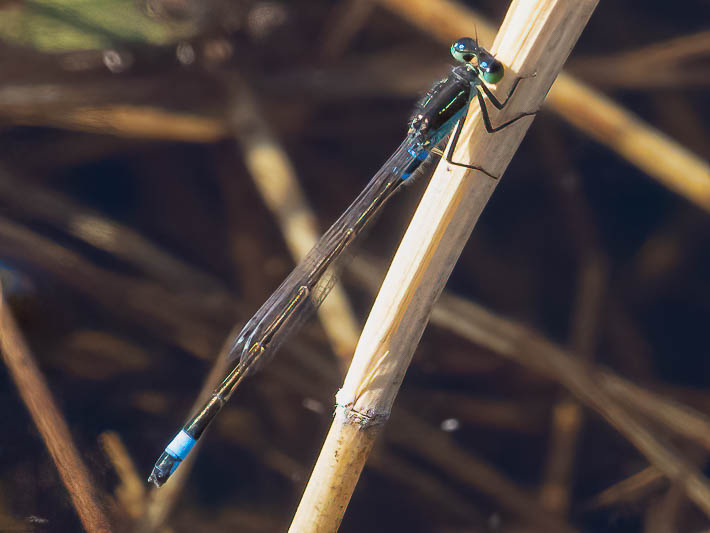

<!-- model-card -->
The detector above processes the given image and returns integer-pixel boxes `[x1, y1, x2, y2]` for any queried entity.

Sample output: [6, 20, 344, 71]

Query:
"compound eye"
[450, 37, 477, 63]
[480, 58, 504, 84]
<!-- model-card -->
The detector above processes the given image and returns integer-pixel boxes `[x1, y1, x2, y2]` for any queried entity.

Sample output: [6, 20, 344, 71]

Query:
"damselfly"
[149, 37, 535, 487]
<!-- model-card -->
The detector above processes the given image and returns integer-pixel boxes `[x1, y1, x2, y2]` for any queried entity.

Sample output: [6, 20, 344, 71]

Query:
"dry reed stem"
[570, 29, 710, 89]
[349, 247, 710, 512]
[424, 271, 710, 457]
[593, 29, 710, 67]
[0, 215, 221, 358]
[320, 0, 376, 61]
[9, 105, 226, 142]
[99, 431, 147, 521]
[539, 255, 608, 514]
[0, 167, 228, 295]
[0, 286, 112, 533]
[629, 211, 700, 290]
[601, 374, 710, 452]
[522, 346, 710, 518]
[644, 483, 687, 533]
[539, 398, 584, 513]
[584, 466, 665, 511]
[379, 0, 710, 213]
[367, 450, 485, 525]
[288, 1, 597, 531]
[227, 76, 360, 364]
[387, 410, 580, 533]
[433, 290, 710, 517]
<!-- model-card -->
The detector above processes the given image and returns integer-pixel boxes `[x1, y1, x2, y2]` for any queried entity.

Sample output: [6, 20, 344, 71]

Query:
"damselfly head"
[450, 37, 504, 85]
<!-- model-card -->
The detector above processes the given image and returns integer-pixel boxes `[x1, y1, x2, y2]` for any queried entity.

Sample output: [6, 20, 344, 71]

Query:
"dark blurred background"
[1, 1, 709, 532]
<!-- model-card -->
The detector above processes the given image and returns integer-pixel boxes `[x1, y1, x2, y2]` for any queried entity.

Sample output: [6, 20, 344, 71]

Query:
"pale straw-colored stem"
[288, 1, 598, 531]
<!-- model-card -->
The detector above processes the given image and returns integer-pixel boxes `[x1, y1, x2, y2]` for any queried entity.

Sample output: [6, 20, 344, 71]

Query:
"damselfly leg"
[445, 74, 537, 179]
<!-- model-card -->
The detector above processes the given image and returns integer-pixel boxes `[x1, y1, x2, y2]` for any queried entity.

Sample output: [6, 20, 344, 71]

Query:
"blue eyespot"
[480, 61, 488, 68]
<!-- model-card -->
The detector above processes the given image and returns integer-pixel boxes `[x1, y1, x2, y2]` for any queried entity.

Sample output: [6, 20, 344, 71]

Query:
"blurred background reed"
[0, 1, 709, 532]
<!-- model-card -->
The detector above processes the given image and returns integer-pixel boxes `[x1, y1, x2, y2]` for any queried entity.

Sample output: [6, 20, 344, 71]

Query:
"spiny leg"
[444, 109, 500, 180]
[480, 72, 535, 110]
[476, 88, 536, 133]
[441, 73, 539, 179]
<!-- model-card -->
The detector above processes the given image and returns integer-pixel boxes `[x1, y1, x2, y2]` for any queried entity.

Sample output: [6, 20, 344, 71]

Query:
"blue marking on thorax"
[401, 147, 430, 180]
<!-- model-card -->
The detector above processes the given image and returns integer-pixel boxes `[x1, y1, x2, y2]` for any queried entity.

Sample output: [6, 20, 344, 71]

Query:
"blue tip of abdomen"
[165, 429, 196, 461]
[148, 430, 197, 487]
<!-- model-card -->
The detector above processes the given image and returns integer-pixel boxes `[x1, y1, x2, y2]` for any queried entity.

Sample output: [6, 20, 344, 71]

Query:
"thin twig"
[569, 29, 710, 89]
[582, 466, 665, 511]
[367, 449, 487, 526]
[226, 74, 360, 365]
[99, 431, 147, 521]
[601, 374, 710, 452]
[644, 483, 687, 533]
[0, 165, 229, 295]
[8, 105, 227, 141]
[0, 215, 225, 358]
[388, 410, 580, 533]
[433, 287, 710, 517]
[0, 285, 112, 533]
[350, 255, 710, 516]
[320, 0, 376, 61]
[539, 254, 607, 513]
[537, 123, 610, 514]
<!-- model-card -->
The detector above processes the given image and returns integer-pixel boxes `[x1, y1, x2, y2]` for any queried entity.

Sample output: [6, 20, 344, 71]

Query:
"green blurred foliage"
[0, 0, 195, 51]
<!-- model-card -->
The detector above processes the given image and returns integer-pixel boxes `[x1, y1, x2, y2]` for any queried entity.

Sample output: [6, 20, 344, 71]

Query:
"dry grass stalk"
[388, 410, 581, 533]
[0, 215, 221, 358]
[569, 29, 710, 89]
[320, 0, 376, 61]
[0, 285, 112, 533]
[644, 483, 688, 533]
[227, 75, 360, 364]
[288, 1, 598, 530]
[423, 275, 710, 516]
[99, 431, 147, 521]
[539, 255, 608, 514]
[350, 254, 710, 470]
[9, 105, 226, 142]
[0, 167, 228, 294]
[601, 374, 710, 452]
[379, 0, 710, 213]
[584, 465, 665, 511]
